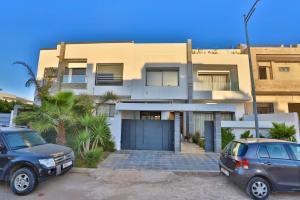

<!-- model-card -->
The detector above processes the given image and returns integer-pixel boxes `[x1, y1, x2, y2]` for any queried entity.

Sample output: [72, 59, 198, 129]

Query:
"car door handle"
[263, 162, 272, 166]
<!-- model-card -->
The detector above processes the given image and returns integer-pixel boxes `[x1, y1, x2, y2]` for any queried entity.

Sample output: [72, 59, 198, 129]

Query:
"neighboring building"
[36, 40, 251, 152]
[243, 45, 300, 118]
[0, 92, 33, 105]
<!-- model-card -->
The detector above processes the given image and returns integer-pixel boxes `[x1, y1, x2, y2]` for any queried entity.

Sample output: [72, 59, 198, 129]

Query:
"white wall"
[222, 113, 300, 143]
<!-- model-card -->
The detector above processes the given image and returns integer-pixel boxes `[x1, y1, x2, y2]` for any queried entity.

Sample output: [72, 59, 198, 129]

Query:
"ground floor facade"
[108, 102, 241, 153]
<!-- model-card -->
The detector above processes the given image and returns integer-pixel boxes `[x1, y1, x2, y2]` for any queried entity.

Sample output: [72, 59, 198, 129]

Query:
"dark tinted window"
[289, 144, 300, 161]
[259, 66, 267, 80]
[4, 131, 46, 150]
[228, 142, 248, 156]
[258, 145, 269, 158]
[266, 144, 289, 160]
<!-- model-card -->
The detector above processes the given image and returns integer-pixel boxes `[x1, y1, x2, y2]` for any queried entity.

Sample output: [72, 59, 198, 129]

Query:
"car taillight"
[235, 159, 249, 169]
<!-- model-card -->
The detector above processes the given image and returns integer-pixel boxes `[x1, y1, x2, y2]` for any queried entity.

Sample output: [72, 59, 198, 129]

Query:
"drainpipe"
[55, 42, 67, 92]
[186, 39, 193, 137]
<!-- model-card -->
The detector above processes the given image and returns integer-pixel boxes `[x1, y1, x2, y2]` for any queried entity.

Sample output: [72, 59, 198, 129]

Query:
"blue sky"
[0, 0, 299, 100]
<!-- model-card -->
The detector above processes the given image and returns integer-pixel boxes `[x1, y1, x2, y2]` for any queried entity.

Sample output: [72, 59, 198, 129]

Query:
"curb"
[71, 167, 220, 176]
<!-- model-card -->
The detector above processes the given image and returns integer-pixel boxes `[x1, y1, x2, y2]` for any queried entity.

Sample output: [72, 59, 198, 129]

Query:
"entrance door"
[121, 119, 174, 151]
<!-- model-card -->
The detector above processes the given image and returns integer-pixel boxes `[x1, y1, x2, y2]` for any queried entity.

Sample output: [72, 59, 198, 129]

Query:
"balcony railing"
[63, 75, 87, 83]
[95, 74, 123, 86]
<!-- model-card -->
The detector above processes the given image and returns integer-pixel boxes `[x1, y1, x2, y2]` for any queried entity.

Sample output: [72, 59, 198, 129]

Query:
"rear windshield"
[227, 142, 248, 157]
[4, 131, 46, 150]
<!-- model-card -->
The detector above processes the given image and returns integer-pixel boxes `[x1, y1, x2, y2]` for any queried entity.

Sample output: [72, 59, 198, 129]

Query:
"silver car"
[219, 138, 300, 200]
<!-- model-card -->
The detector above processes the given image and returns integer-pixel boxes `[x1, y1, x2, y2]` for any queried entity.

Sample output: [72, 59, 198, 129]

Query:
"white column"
[174, 112, 181, 152]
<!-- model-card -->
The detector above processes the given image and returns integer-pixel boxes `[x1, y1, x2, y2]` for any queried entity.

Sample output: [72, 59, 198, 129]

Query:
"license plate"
[62, 161, 72, 169]
[221, 167, 229, 176]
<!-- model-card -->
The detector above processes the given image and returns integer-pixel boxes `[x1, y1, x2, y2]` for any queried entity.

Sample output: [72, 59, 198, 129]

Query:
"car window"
[289, 144, 300, 161]
[266, 144, 290, 160]
[4, 131, 46, 150]
[258, 145, 269, 158]
[227, 142, 248, 156]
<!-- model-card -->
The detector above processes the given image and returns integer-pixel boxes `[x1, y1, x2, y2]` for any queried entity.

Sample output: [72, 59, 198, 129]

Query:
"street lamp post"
[244, 0, 261, 138]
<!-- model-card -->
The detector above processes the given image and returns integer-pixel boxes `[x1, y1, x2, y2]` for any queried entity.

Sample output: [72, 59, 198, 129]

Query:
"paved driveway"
[100, 150, 219, 171]
[1, 169, 299, 200]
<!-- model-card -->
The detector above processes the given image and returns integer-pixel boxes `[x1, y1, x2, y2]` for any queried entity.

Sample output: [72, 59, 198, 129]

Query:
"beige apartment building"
[244, 45, 300, 118]
[36, 40, 251, 152]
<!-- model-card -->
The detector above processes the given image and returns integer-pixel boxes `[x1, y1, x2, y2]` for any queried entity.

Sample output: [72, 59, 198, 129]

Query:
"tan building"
[0, 92, 33, 105]
[244, 45, 300, 118]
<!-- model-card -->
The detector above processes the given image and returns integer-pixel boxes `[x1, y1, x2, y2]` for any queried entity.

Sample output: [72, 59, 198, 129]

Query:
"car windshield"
[227, 142, 248, 157]
[4, 131, 46, 150]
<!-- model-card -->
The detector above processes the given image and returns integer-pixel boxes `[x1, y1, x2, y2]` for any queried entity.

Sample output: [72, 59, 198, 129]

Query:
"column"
[214, 112, 222, 153]
[174, 112, 181, 152]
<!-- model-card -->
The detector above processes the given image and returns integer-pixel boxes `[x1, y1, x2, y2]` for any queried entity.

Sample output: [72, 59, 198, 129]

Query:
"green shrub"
[85, 148, 103, 168]
[240, 130, 253, 139]
[270, 122, 296, 142]
[222, 128, 235, 149]
[199, 138, 205, 149]
[192, 132, 200, 144]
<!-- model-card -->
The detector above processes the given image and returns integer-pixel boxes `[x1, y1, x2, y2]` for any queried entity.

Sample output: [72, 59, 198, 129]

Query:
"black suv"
[219, 138, 300, 200]
[0, 127, 75, 195]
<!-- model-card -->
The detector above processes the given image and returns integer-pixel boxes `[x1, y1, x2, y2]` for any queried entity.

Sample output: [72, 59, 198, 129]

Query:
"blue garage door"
[121, 119, 174, 151]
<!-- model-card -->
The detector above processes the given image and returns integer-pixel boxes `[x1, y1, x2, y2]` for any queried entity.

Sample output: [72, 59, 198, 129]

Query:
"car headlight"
[39, 158, 56, 168]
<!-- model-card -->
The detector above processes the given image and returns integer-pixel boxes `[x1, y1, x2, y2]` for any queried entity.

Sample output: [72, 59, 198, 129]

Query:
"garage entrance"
[121, 119, 174, 151]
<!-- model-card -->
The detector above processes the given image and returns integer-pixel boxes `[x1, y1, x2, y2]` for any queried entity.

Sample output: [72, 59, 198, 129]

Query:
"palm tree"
[15, 92, 75, 145]
[13, 61, 55, 101]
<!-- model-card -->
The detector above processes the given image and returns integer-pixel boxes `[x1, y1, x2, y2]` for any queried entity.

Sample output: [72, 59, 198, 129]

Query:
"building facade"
[37, 40, 252, 152]
[244, 45, 300, 119]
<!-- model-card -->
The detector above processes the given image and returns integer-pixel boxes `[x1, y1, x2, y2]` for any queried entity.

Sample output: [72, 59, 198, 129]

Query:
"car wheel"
[246, 177, 270, 200]
[10, 168, 37, 195]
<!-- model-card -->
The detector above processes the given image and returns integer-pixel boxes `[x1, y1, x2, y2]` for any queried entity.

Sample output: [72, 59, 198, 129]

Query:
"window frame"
[279, 67, 290, 72]
[257, 103, 274, 114]
[145, 68, 179, 87]
[262, 143, 291, 160]
[95, 63, 124, 86]
[96, 104, 116, 118]
[258, 66, 268, 80]
[196, 71, 230, 91]
[63, 67, 86, 83]
[140, 111, 161, 120]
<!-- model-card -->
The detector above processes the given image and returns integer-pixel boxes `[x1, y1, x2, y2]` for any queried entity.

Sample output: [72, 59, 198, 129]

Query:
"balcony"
[61, 75, 87, 90]
[63, 75, 86, 83]
[95, 74, 123, 86]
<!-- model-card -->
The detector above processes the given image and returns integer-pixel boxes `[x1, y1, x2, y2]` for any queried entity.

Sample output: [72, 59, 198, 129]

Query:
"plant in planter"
[240, 130, 253, 139]
[221, 128, 235, 149]
[74, 114, 115, 168]
[270, 122, 296, 142]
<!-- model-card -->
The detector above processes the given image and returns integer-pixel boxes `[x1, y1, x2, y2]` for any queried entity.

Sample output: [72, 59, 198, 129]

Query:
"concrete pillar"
[174, 112, 181, 152]
[111, 110, 122, 150]
[186, 39, 193, 136]
[214, 112, 222, 153]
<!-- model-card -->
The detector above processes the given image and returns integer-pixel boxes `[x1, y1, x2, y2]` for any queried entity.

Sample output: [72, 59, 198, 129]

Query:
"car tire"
[246, 177, 270, 200]
[10, 167, 37, 195]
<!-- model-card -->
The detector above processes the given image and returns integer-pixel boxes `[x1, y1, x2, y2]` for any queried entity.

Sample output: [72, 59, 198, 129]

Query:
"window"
[259, 66, 268, 80]
[63, 68, 86, 83]
[146, 69, 179, 87]
[289, 144, 300, 160]
[96, 64, 123, 85]
[257, 103, 274, 114]
[96, 104, 116, 117]
[266, 144, 289, 160]
[196, 73, 229, 91]
[4, 131, 46, 150]
[258, 145, 269, 158]
[140, 111, 161, 120]
[279, 67, 290, 72]
[227, 142, 248, 156]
